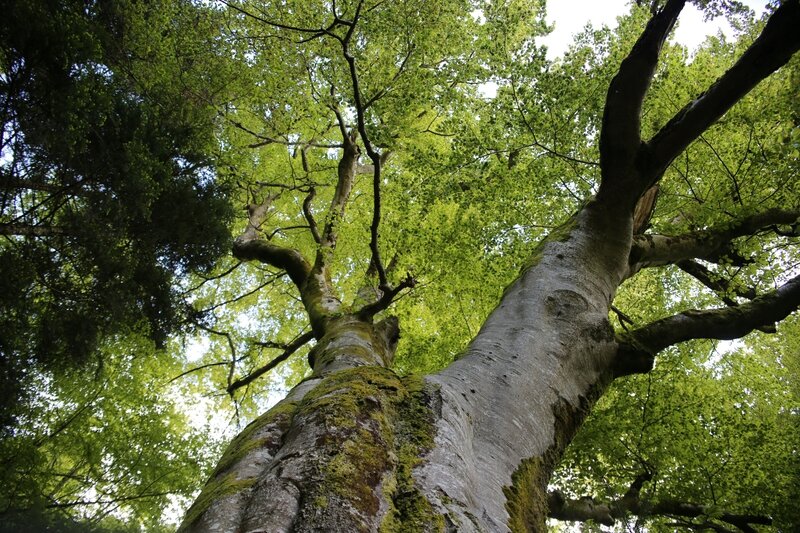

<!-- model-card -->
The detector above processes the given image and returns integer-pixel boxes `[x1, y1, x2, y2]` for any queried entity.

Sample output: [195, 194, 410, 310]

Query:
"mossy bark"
[182, 202, 634, 532]
[179, 320, 444, 533]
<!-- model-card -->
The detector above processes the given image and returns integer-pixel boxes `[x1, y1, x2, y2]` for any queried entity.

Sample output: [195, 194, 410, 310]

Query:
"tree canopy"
[1, 0, 798, 531]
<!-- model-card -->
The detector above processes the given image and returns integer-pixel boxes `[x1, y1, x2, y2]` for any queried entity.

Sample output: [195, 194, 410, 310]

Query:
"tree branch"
[645, 1, 800, 180]
[232, 194, 312, 290]
[629, 208, 800, 273]
[303, 187, 322, 244]
[219, 0, 334, 35]
[335, 0, 390, 289]
[227, 331, 315, 394]
[614, 273, 800, 376]
[318, 126, 358, 252]
[232, 238, 311, 290]
[549, 472, 772, 531]
[356, 272, 417, 319]
[675, 259, 774, 333]
[597, 0, 685, 205]
[0, 223, 68, 237]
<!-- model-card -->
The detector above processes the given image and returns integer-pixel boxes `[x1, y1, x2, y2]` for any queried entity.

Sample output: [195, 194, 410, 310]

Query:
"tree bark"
[179, 201, 634, 533]
[180, 2, 800, 531]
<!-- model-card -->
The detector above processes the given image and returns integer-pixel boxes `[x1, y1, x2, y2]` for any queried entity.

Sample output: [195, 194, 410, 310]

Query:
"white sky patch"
[539, 0, 768, 60]
[478, 0, 768, 98]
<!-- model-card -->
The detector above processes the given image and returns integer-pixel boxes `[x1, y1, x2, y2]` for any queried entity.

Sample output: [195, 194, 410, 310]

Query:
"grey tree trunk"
[178, 2, 800, 531]
[178, 202, 631, 533]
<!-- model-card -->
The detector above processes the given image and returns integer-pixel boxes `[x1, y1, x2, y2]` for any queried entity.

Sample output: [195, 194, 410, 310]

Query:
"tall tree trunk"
[179, 2, 800, 531]
[179, 201, 632, 533]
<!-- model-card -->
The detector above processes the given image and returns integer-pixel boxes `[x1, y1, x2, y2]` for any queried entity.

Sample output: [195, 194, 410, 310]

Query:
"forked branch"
[628, 208, 800, 274]
[549, 472, 772, 531]
[645, 0, 800, 180]
[614, 274, 800, 375]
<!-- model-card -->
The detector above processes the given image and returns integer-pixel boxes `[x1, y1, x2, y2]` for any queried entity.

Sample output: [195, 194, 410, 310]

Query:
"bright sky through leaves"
[542, 0, 767, 58]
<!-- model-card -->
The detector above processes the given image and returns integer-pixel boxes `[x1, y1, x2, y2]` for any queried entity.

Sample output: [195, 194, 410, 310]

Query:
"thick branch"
[232, 239, 311, 290]
[629, 208, 800, 272]
[226, 331, 314, 394]
[318, 128, 358, 252]
[548, 490, 772, 531]
[303, 187, 322, 244]
[645, 1, 800, 179]
[615, 274, 800, 375]
[598, 0, 685, 203]
[233, 195, 312, 289]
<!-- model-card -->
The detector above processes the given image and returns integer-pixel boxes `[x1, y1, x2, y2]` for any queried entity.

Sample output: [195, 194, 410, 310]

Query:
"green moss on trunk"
[211, 400, 298, 477]
[178, 473, 258, 532]
[379, 375, 444, 532]
[503, 457, 549, 533]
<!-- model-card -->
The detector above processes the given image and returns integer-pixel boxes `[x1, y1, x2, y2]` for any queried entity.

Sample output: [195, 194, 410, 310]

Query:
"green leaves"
[2, 0, 799, 529]
[0, 335, 220, 531]
[0, 0, 234, 409]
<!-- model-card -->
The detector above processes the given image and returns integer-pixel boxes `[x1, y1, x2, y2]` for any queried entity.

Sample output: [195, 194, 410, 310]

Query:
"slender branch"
[676, 259, 757, 305]
[186, 261, 243, 293]
[46, 491, 176, 509]
[194, 322, 238, 364]
[614, 273, 800, 375]
[548, 487, 772, 531]
[629, 208, 800, 273]
[192, 275, 280, 314]
[0, 177, 72, 194]
[227, 331, 315, 394]
[168, 361, 230, 384]
[645, 1, 800, 180]
[219, 0, 332, 34]
[303, 187, 322, 243]
[362, 43, 415, 110]
[356, 272, 417, 319]
[226, 116, 342, 150]
[509, 80, 600, 168]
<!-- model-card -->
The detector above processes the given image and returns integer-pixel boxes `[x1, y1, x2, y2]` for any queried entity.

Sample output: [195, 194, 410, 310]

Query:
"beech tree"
[176, 0, 800, 531]
[3, 0, 800, 531]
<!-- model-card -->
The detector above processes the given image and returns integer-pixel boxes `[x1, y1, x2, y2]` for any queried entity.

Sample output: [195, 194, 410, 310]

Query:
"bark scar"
[546, 290, 589, 318]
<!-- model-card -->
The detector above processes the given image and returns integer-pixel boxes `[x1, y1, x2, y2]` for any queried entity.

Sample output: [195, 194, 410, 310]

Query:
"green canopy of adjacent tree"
[0, 0, 233, 422]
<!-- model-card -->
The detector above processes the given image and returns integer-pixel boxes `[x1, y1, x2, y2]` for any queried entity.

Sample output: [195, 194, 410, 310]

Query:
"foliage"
[0, 335, 221, 531]
[0, 0, 234, 423]
[1, 0, 798, 529]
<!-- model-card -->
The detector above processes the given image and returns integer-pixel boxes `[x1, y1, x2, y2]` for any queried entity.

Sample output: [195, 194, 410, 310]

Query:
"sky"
[540, 0, 768, 59]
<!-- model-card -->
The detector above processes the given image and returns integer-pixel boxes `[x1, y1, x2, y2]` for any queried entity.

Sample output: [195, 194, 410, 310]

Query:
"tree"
[0, 0, 233, 425]
[0, 0, 234, 528]
[2, 0, 799, 531]
[175, 0, 800, 531]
